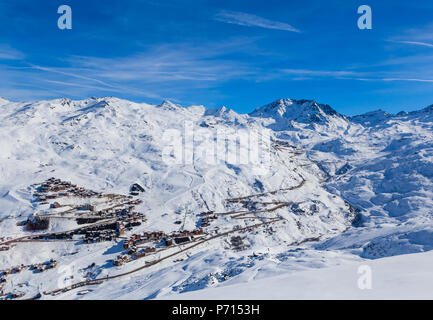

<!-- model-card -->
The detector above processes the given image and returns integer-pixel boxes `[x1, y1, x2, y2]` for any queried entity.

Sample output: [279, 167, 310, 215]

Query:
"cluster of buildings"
[35, 178, 101, 203]
[0, 260, 58, 297]
[30, 259, 58, 273]
[0, 291, 25, 300]
[79, 214, 143, 244]
[230, 236, 250, 251]
[1, 259, 58, 277]
[83, 230, 117, 244]
[113, 255, 129, 266]
[34, 178, 126, 209]
[122, 231, 166, 249]
[114, 246, 158, 266]
[26, 178, 148, 244]
[171, 229, 204, 241]
[1, 179, 154, 298]
[26, 217, 50, 231]
[28, 212, 146, 243]
[199, 211, 218, 227]
[200, 211, 215, 216]
[114, 228, 206, 266]
[122, 228, 205, 250]
[128, 246, 156, 258]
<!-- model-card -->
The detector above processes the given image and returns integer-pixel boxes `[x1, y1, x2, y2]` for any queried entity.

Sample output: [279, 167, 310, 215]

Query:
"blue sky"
[1, 0, 433, 115]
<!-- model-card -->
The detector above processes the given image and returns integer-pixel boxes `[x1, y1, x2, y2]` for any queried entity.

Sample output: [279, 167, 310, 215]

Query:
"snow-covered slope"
[0, 96, 432, 299]
[169, 250, 433, 300]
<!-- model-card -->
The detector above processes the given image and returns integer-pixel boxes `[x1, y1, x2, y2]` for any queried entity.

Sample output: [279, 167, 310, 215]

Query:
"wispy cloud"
[0, 39, 262, 102]
[388, 23, 433, 49]
[279, 68, 433, 84]
[389, 40, 433, 48]
[34, 66, 164, 99]
[214, 10, 300, 33]
[402, 23, 433, 41]
[64, 40, 259, 84]
[44, 79, 135, 94]
[31, 65, 117, 88]
[282, 69, 358, 77]
[0, 45, 25, 60]
[5, 39, 262, 102]
[381, 78, 433, 83]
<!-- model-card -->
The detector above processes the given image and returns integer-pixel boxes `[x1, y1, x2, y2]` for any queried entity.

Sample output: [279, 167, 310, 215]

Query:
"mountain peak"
[202, 105, 247, 126]
[249, 98, 343, 125]
[157, 100, 182, 111]
[350, 109, 391, 126]
[421, 104, 433, 113]
[204, 105, 233, 117]
[0, 97, 10, 106]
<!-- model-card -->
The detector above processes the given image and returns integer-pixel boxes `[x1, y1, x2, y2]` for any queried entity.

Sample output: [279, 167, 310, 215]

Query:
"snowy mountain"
[0, 97, 9, 106]
[250, 98, 344, 122]
[0, 96, 432, 299]
[250, 98, 349, 130]
[350, 109, 391, 126]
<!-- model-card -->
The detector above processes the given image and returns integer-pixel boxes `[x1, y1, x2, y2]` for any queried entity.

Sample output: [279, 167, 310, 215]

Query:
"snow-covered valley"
[0, 96, 432, 299]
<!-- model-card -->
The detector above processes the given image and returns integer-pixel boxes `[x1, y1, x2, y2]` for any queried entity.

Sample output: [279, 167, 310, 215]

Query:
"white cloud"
[280, 68, 433, 84]
[0, 45, 25, 60]
[282, 69, 357, 77]
[31, 65, 116, 88]
[0, 40, 261, 102]
[64, 40, 258, 84]
[214, 10, 300, 33]
[381, 78, 433, 83]
[390, 40, 433, 48]
[388, 23, 433, 49]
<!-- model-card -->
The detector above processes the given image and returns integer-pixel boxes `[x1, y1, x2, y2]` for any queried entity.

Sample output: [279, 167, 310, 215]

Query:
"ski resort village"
[0, 97, 432, 299]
